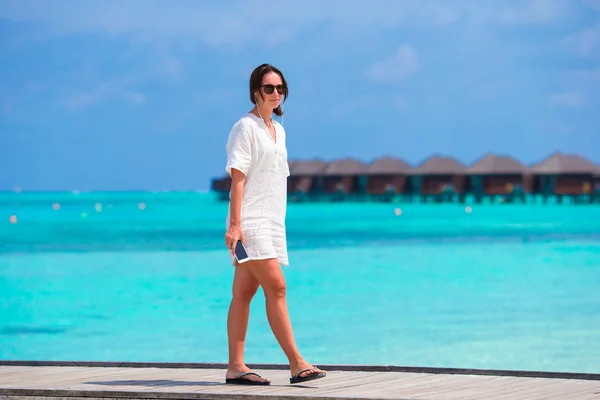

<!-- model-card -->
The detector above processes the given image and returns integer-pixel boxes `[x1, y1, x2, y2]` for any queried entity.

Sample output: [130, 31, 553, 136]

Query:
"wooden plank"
[368, 373, 490, 398]
[405, 375, 546, 400]
[315, 372, 449, 398]
[3, 368, 163, 389]
[0, 367, 41, 375]
[518, 380, 600, 400]
[251, 371, 401, 398]
[14, 367, 140, 386]
[388, 374, 502, 399]
[541, 381, 600, 400]
[485, 378, 582, 400]
[0, 368, 94, 385]
[453, 377, 535, 399]
[61, 368, 212, 393]
[0, 365, 599, 400]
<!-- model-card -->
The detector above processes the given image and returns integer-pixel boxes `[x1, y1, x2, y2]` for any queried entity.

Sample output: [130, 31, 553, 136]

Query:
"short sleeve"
[225, 122, 252, 177]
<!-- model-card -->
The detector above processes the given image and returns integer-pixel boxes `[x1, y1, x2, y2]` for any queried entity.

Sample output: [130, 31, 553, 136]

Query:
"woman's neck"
[253, 105, 273, 123]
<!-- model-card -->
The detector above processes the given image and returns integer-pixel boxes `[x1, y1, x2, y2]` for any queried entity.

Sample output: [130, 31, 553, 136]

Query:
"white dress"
[225, 113, 290, 266]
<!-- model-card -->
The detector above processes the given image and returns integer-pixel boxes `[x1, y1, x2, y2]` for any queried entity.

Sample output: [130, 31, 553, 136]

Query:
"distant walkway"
[1, 361, 599, 399]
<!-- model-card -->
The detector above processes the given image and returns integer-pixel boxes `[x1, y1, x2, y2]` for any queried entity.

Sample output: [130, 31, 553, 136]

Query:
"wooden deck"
[1, 361, 599, 400]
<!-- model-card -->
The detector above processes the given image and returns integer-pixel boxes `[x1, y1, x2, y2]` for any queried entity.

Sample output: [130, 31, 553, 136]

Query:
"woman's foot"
[226, 364, 270, 385]
[290, 361, 326, 384]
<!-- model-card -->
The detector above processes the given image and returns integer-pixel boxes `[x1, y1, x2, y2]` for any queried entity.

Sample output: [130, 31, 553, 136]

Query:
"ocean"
[1, 191, 599, 374]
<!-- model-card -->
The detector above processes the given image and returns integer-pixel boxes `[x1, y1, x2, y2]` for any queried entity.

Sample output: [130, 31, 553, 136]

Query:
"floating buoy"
[52, 203, 61, 210]
[9, 215, 17, 224]
[394, 208, 402, 216]
[139, 202, 146, 210]
[465, 206, 472, 214]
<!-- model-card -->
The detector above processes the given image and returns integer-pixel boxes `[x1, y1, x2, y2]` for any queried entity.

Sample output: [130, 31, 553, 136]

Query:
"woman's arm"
[224, 123, 251, 250]
[225, 168, 246, 250]
[228, 168, 245, 229]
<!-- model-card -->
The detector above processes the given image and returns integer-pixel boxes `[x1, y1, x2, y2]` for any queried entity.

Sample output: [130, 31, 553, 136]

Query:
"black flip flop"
[290, 367, 326, 384]
[225, 371, 270, 385]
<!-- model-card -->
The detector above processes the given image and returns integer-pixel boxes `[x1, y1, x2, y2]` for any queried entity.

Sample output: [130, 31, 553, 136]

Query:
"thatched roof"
[467, 154, 528, 174]
[410, 154, 465, 175]
[323, 157, 368, 176]
[530, 153, 598, 174]
[290, 159, 328, 176]
[367, 156, 412, 175]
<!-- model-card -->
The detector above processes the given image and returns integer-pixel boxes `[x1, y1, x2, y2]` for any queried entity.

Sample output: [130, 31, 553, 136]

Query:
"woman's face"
[257, 71, 284, 109]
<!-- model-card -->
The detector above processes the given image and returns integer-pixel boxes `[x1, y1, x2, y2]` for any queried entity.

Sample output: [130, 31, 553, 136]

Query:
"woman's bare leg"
[226, 263, 269, 383]
[246, 258, 325, 379]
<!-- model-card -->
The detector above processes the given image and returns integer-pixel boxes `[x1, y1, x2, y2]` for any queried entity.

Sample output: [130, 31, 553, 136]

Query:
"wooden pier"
[1, 361, 599, 400]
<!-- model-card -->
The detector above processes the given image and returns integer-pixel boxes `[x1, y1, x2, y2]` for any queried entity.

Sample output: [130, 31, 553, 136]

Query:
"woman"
[223, 63, 327, 386]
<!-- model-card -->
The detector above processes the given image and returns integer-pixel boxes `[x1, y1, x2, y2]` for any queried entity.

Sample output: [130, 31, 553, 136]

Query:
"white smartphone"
[234, 240, 250, 264]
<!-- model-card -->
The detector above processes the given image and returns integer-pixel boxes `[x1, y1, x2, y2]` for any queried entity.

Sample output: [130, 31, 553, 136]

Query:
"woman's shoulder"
[233, 113, 258, 127]
[229, 114, 260, 136]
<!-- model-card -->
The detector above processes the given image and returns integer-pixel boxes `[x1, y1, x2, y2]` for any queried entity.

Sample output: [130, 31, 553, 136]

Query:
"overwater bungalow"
[466, 154, 530, 203]
[410, 155, 466, 202]
[530, 153, 597, 203]
[287, 159, 329, 201]
[365, 156, 412, 201]
[321, 158, 369, 201]
[594, 168, 600, 203]
[287, 160, 297, 173]
[210, 174, 231, 201]
[209, 151, 600, 205]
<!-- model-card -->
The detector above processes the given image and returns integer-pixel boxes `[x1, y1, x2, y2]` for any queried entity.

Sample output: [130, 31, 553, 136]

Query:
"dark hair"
[249, 63, 288, 117]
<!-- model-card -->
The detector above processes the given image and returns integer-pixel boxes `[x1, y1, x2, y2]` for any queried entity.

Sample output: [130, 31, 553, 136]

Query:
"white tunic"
[225, 113, 290, 266]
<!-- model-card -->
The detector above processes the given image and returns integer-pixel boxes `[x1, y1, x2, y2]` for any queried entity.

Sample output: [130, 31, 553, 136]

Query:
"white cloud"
[121, 90, 146, 105]
[0, 1, 463, 47]
[569, 67, 600, 82]
[501, 0, 567, 24]
[393, 97, 408, 110]
[0, 0, 578, 49]
[67, 82, 145, 110]
[548, 92, 584, 107]
[563, 21, 600, 57]
[2, 99, 16, 117]
[163, 57, 182, 78]
[586, 0, 600, 11]
[367, 46, 420, 82]
[67, 93, 96, 110]
[560, 67, 600, 107]
[540, 120, 572, 135]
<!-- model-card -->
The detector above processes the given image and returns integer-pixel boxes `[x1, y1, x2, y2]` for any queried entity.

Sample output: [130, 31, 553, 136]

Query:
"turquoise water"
[1, 191, 599, 373]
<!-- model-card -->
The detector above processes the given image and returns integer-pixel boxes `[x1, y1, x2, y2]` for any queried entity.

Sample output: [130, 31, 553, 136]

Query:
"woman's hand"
[225, 224, 244, 254]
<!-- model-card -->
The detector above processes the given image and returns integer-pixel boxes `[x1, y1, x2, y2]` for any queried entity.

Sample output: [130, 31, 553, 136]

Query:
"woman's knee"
[247, 258, 287, 299]
[264, 277, 286, 299]
[232, 266, 260, 303]
[232, 282, 259, 303]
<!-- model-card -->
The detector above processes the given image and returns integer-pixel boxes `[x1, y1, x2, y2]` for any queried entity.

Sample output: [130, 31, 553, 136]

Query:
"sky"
[1, 0, 599, 191]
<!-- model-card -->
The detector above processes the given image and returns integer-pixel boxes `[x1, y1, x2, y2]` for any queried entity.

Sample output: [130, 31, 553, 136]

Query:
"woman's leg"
[246, 258, 325, 379]
[226, 263, 269, 383]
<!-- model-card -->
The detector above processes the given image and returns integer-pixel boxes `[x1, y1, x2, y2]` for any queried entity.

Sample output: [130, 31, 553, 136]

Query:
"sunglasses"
[261, 84, 285, 95]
